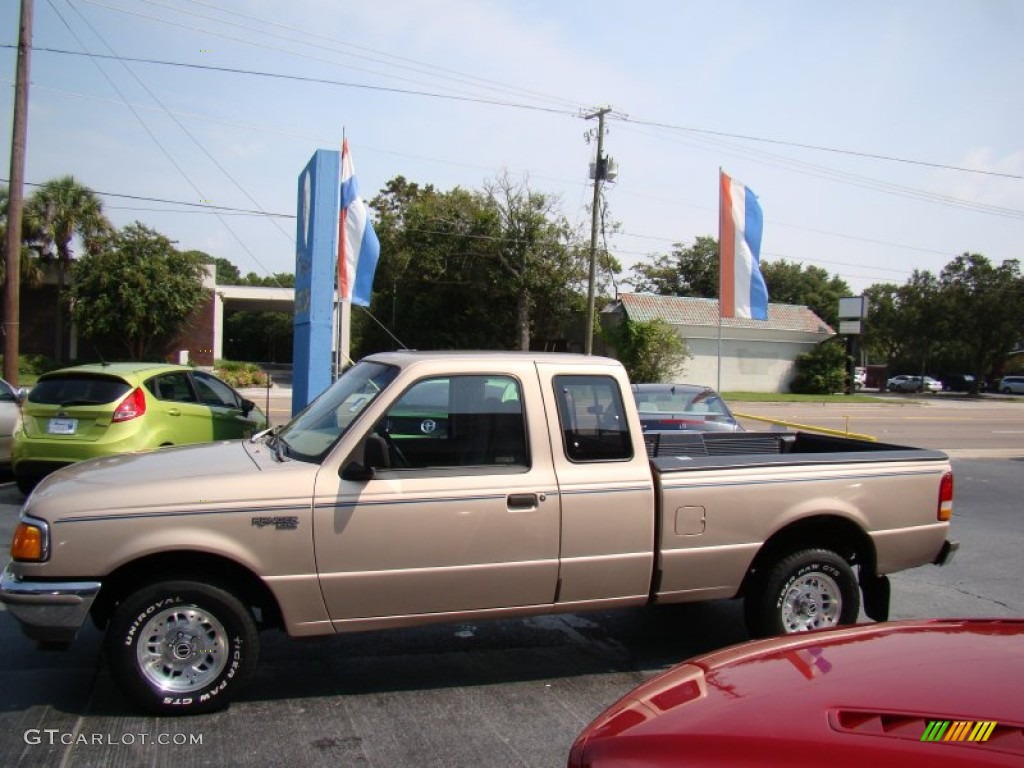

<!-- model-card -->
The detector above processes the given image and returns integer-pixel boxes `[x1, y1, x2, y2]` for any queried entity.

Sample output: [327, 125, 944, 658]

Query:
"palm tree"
[0, 184, 46, 287]
[26, 176, 111, 361]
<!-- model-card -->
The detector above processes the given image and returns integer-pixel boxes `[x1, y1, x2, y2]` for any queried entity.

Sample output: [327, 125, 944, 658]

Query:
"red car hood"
[571, 619, 1024, 767]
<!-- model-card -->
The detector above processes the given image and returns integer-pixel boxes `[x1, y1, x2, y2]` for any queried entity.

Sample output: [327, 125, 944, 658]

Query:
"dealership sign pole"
[838, 295, 868, 396]
[292, 150, 340, 416]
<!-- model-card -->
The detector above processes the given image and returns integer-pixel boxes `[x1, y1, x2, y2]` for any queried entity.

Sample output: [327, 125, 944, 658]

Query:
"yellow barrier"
[732, 411, 877, 442]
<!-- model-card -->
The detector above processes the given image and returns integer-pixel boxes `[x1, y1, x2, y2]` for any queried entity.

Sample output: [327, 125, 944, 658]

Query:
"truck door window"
[374, 375, 528, 471]
[553, 375, 633, 462]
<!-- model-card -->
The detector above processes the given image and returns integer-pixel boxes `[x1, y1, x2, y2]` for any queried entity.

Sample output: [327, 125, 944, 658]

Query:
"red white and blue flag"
[719, 170, 768, 320]
[338, 139, 380, 307]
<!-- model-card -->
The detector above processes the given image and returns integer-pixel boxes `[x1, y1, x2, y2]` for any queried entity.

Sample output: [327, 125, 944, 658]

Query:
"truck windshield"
[275, 361, 398, 463]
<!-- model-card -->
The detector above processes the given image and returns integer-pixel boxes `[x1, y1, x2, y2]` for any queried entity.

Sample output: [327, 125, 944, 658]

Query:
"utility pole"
[584, 106, 610, 356]
[3, 0, 33, 386]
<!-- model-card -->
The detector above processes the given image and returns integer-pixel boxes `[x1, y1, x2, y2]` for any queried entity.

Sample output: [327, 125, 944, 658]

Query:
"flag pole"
[717, 166, 723, 393]
[339, 128, 352, 382]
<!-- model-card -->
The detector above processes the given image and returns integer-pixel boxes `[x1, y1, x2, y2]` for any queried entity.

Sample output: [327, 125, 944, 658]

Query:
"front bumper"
[0, 563, 101, 644]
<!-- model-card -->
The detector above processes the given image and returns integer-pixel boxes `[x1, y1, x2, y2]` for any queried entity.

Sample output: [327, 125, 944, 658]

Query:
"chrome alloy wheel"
[136, 606, 229, 692]
[781, 572, 842, 632]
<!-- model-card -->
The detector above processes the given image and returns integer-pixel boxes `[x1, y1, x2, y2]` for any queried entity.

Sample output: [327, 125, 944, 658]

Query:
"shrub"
[601, 318, 691, 383]
[213, 359, 269, 388]
[0, 353, 59, 379]
[789, 339, 847, 394]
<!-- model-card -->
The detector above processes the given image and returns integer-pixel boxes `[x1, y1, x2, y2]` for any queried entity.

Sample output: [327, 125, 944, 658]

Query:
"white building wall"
[667, 326, 827, 392]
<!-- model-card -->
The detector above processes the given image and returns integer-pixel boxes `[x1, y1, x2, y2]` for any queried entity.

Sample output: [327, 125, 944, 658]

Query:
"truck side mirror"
[341, 434, 391, 481]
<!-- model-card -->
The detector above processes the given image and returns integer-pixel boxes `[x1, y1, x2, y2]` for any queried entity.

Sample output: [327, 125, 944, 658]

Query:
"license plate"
[47, 418, 78, 435]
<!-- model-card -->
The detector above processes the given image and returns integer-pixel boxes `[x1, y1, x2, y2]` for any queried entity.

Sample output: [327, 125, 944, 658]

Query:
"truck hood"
[24, 441, 262, 522]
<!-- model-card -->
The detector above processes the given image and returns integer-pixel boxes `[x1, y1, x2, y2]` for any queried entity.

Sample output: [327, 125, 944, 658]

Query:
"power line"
[43, 0, 288, 285]
[18, 78, 991, 264]
[618, 115, 1024, 181]
[616, 223, 955, 259]
[13, 44, 581, 117]
[2, 178, 295, 217]
[105, 204, 278, 217]
[79, 0, 561, 108]
[32, 41, 1004, 222]
[3, 78, 529, 179]
[14, 46, 1020, 215]
[614, 121, 1024, 220]
[23, 42, 1016, 185]
[118, 0, 1020, 183]
[1, 176, 955, 285]
[105, 0, 584, 111]
[5, 177, 933, 287]
[63, 0, 295, 246]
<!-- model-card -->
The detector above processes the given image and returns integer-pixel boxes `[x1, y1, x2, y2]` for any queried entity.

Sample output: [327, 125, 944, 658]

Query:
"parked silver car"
[630, 383, 742, 432]
[888, 375, 942, 393]
[999, 375, 1024, 394]
[0, 378, 25, 467]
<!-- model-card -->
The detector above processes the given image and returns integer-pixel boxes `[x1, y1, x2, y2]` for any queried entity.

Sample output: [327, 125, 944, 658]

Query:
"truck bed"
[646, 430, 949, 472]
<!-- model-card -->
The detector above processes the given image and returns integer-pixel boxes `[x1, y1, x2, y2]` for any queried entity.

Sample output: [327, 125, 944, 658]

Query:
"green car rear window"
[29, 375, 132, 406]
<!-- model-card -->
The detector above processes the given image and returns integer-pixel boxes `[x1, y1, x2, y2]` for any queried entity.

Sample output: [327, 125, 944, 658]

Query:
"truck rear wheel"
[105, 581, 259, 715]
[744, 549, 859, 638]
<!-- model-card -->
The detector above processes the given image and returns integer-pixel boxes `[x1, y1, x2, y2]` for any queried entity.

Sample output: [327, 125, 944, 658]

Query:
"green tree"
[195, 254, 238, 283]
[861, 283, 904, 364]
[758, 260, 851, 328]
[485, 172, 588, 350]
[238, 271, 295, 288]
[937, 254, 1023, 388]
[26, 176, 111, 361]
[198, 254, 295, 287]
[861, 275, 942, 374]
[360, 175, 587, 354]
[628, 239, 849, 327]
[894, 269, 943, 375]
[70, 222, 207, 360]
[601, 317, 691, 383]
[0, 184, 45, 287]
[363, 178, 503, 351]
[629, 236, 719, 297]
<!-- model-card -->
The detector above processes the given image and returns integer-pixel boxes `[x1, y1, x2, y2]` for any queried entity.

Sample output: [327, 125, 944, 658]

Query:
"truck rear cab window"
[375, 375, 528, 470]
[553, 375, 633, 462]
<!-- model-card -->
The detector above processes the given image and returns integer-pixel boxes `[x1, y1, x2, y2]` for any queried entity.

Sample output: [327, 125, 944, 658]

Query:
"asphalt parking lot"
[732, 391, 1024, 456]
[1, 396, 1021, 767]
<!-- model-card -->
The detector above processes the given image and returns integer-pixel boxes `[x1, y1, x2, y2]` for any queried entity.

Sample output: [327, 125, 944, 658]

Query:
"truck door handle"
[507, 493, 539, 511]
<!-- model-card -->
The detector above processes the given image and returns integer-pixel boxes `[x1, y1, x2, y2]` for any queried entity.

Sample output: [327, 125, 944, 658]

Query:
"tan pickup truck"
[1, 351, 957, 714]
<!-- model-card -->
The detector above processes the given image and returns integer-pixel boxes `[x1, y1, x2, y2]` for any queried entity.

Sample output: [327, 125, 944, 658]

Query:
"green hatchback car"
[13, 363, 266, 494]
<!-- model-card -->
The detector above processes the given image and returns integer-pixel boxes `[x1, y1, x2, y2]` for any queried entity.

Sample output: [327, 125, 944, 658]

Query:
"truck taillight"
[112, 387, 147, 423]
[938, 471, 953, 522]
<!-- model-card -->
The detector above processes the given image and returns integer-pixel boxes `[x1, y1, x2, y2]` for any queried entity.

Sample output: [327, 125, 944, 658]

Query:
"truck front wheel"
[744, 549, 859, 638]
[105, 581, 259, 715]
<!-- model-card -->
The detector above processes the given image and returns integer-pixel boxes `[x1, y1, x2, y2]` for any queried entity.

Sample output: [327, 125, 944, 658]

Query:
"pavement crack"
[948, 585, 1012, 610]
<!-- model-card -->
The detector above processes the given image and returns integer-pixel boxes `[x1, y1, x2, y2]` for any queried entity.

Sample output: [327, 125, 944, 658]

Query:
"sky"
[2, 0, 1022, 299]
